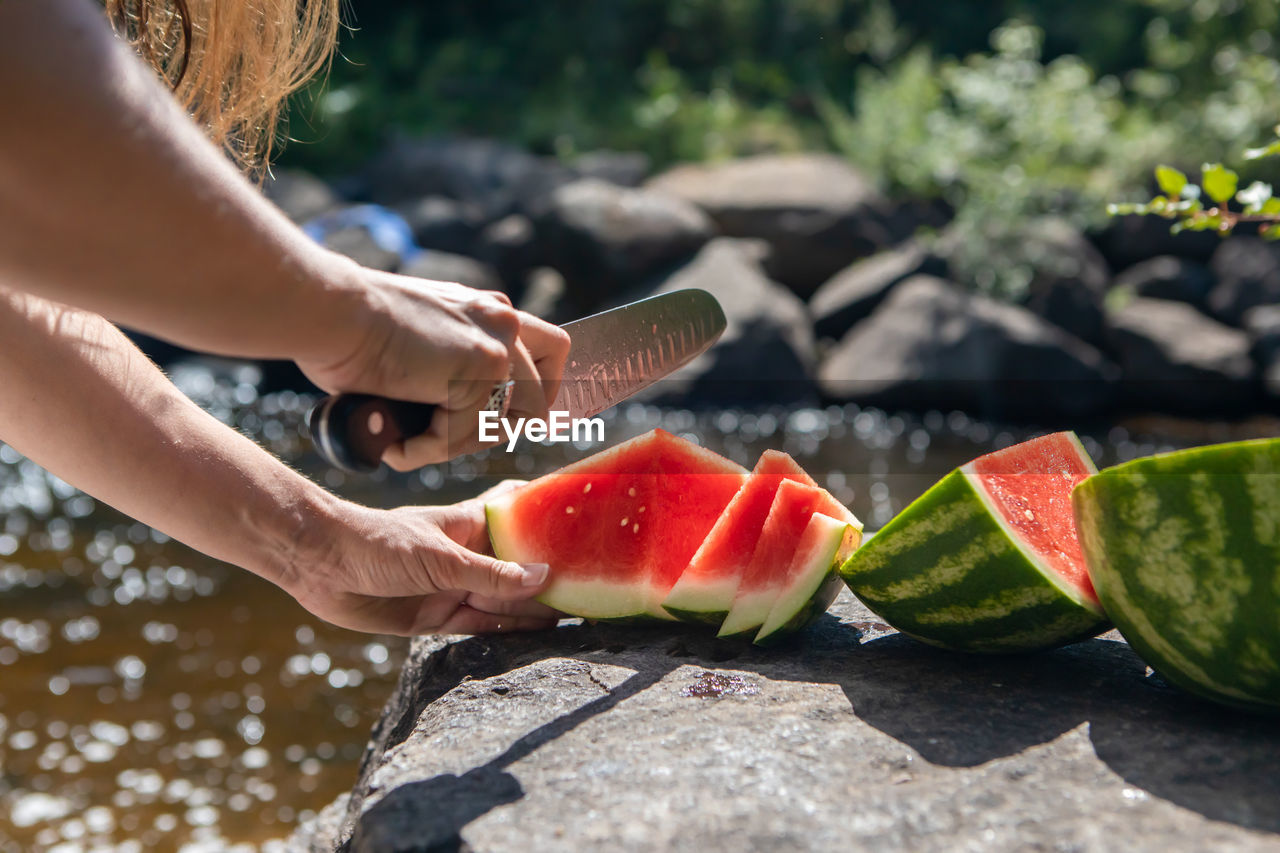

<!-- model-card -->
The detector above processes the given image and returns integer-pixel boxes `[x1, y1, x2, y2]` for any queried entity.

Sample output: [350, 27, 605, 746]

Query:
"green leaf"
[1244, 141, 1280, 161]
[1155, 165, 1188, 198]
[1262, 224, 1280, 240]
[1263, 198, 1280, 216]
[1202, 163, 1239, 204]
[1237, 181, 1274, 212]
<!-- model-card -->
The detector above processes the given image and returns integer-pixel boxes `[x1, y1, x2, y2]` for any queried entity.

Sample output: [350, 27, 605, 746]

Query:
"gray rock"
[1094, 212, 1220, 270]
[1243, 305, 1280, 398]
[517, 267, 570, 324]
[395, 196, 487, 256]
[476, 214, 542, 288]
[321, 226, 401, 273]
[1016, 218, 1111, 346]
[536, 179, 714, 312]
[818, 275, 1115, 419]
[1108, 297, 1256, 412]
[363, 136, 574, 219]
[399, 251, 503, 292]
[1208, 237, 1280, 326]
[646, 154, 896, 297]
[809, 241, 948, 341]
[573, 150, 652, 187]
[262, 169, 341, 224]
[290, 591, 1280, 853]
[641, 239, 816, 405]
[1111, 256, 1214, 308]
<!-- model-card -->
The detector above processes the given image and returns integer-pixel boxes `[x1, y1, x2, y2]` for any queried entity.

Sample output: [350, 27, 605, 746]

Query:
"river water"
[0, 362, 1274, 851]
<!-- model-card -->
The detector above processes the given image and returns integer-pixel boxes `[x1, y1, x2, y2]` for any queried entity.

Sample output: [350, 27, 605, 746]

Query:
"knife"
[307, 288, 727, 472]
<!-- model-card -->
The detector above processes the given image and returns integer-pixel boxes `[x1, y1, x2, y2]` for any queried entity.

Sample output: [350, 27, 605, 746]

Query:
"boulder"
[646, 154, 896, 297]
[1110, 256, 1214, 308]
[476, 214, 543, 290]
[535, 179, 713, 312]
[1242, 305, 1280, 399]
[399, 251, 503, 292]
[809, 241, 948, 341]
[1207, 237, 1280, 326]
[395, 196, 487, 257]
[1107, 297, 1256, 412]
[262, 169, 341, 224]
[818, 275, 1115, 420]
[1093, 213, 1220, 270]
[362, 136, 574, 219]
[1015, 218, 1111, 346]
[290, 591, 1280, 853]
[640, 239, 817, 406]
[572, 150, 652, 187]
[319, 225, 401, 273]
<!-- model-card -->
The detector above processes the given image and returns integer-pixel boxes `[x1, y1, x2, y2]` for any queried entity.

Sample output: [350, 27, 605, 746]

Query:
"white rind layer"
[661, 573, 743, 616]
[717, 589, 777, 637]
[755, 515, 858, 642]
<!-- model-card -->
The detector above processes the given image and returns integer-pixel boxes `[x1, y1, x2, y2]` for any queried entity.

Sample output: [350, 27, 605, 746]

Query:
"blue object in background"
[302, 204, 424, 265]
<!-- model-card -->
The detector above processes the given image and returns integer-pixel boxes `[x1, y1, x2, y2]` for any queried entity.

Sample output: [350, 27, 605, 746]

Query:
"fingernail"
[520, 562, 549, 587]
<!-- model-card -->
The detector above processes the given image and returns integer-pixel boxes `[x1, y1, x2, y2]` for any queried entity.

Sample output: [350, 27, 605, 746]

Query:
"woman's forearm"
[0, 287, 341, 586]
[0, 0, 362, 364]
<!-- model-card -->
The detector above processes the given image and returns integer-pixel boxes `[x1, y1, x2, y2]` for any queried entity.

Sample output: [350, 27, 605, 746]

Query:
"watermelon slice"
[662, 451, 818, 624]
[1073, 439, 1280, 712]
[486, 429, 747, 620]
[754, 512, 860, 645]
[839, 432, 1109, 653]
[718, 479, 861, 639]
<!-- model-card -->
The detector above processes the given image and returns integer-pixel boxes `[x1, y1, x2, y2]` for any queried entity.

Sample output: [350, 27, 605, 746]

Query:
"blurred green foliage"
[277, 0, 1280, 294]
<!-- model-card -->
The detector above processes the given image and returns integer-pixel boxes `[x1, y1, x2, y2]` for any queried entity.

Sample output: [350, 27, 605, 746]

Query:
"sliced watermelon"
[839, 432, 1109, 653]
[1073, 439, 1280, 712]
[754, 512, 860, 645]
[486, 429, 747, 620]
[718, 479, 860, 638]
[662, 450, 817, 624]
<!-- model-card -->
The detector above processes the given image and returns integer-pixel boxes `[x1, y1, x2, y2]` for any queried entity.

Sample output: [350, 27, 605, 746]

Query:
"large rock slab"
[639, 238, 817, 406]
[290, 591, 1280, 852]
[646, 154, 896, 297]
[818, 275, 1115, 420]
[1013, 218, 1111, 346]
[1110, 256, 1214, 309]
[535, 179, 713, 312]
[1107, 296, 1256, 412]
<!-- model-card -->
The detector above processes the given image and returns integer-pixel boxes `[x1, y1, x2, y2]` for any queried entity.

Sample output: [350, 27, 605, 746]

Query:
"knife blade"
[307, 288, 726, 473]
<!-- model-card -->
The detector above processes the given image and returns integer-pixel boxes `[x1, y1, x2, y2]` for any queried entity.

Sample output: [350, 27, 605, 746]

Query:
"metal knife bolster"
[307, 289, 727, 472]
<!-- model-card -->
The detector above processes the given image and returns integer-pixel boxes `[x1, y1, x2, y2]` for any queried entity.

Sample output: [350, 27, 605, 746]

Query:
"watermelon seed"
[632, 523, 640, 533]
[628, 487, 636, 497]
[565, 507, 575, 515]
[620, 517, 629, 526]
[1024, 509, 1035, 521]
[638, 506, 646, 513]
[583, 483, 592, 494]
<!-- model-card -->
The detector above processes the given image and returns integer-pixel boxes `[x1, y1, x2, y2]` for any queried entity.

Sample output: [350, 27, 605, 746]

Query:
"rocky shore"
[286, 592, 1280, 852]
[260, 137, 1280, 421]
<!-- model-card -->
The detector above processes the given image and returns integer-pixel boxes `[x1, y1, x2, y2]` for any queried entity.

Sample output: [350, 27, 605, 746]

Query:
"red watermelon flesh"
[966, 432, 1099, 603]
[717, 479, 858, 637]
[661, 450, 817, 623]
[486, 429, 748, 620]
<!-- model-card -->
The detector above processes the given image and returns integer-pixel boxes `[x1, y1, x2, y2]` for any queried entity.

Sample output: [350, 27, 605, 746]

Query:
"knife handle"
[307, 394, 436, 473]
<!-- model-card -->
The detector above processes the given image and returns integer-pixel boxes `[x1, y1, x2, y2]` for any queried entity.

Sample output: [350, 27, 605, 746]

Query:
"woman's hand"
[284, 481, 562, 636]
[297, 267, 571, 470]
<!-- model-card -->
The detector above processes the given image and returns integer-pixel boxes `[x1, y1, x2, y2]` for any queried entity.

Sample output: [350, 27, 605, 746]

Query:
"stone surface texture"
[290, 591, 1280, 853]
[809, 240, 948, 341]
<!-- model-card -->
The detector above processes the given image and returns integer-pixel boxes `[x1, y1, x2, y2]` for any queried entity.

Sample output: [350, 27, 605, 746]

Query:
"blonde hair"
[105, 0, 341, 173]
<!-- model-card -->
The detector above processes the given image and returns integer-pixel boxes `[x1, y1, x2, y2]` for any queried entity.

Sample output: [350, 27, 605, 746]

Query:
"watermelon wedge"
[662, 451, 818, 624]
[486, 429, 747, 620]
[1073, 439, 1280, 712]
[754, 512, 860, 645]
[718, 479, 861, 639]
[839, 432, 1109, 653]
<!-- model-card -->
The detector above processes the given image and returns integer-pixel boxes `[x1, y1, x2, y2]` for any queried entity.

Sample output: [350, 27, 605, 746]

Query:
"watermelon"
[839, 432, 1109, 653]
[754, 512, 860, 645]
[662, 451, 818, 624]
[486, 429, 747, 620]
[1073, 439, 1280, 712]
[718, 479, 861, 639]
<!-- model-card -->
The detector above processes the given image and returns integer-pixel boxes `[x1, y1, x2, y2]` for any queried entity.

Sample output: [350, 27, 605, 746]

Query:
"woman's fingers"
[516, 313, 572, 409]
[430, 605, 558, 636]
[465, 593, 562, 620]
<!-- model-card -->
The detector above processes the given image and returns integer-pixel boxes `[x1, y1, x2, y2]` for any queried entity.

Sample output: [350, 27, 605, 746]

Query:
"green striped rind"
[838, 469, 1108, 653]
[755, 517, 859, 646]
[487, 501, 674, 621]
[1073, 439, 1280, 712]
